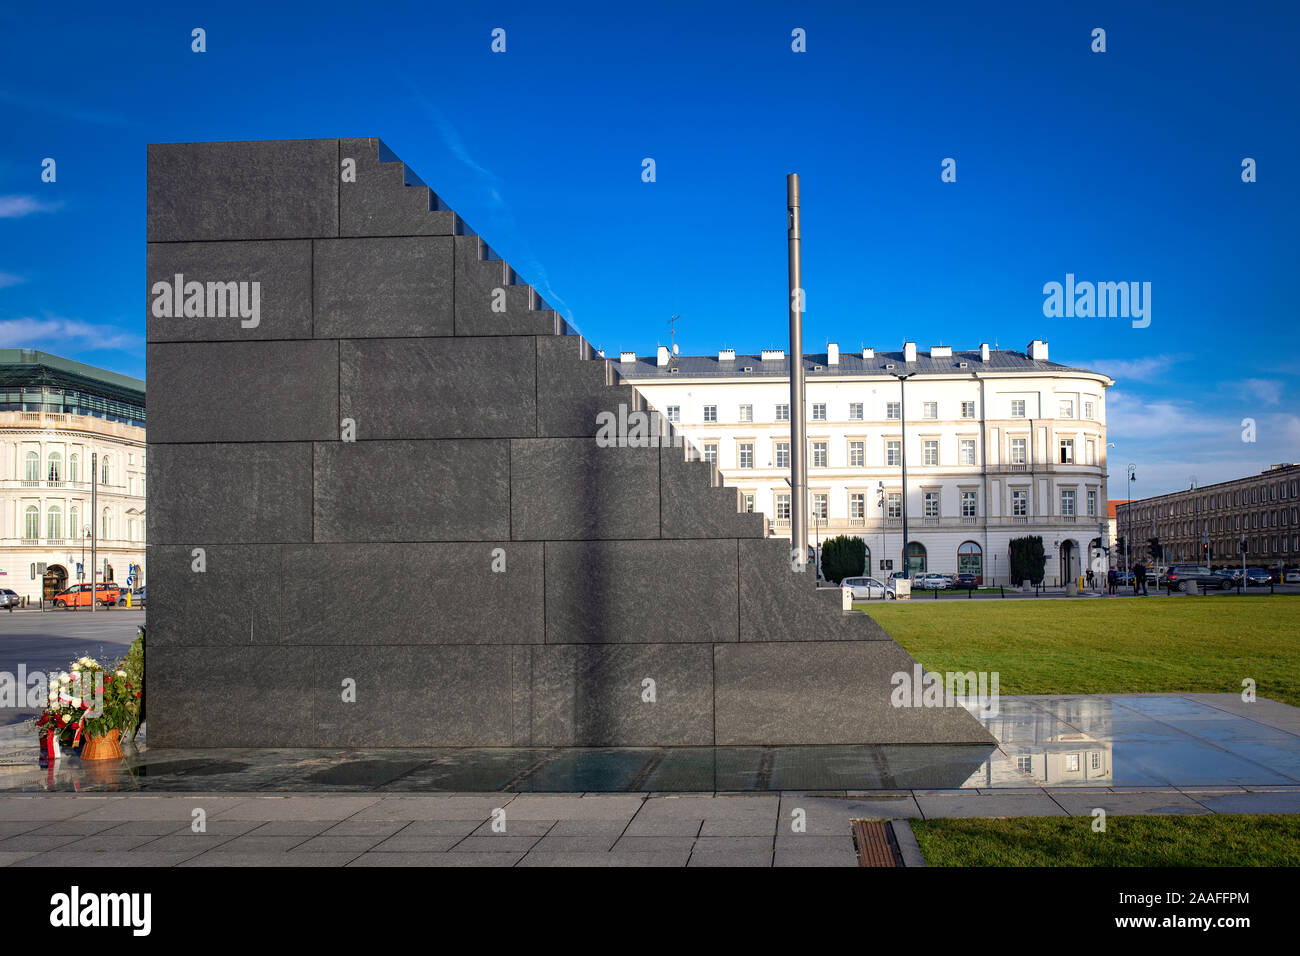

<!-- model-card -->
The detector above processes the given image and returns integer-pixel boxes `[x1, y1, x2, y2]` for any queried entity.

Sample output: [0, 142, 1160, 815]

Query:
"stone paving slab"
[914, 793, 1069, 818]
[1189, 791, 1300, 814]
[1048, 791, 1210, 816]
[516, 850, 689, 867]
[688, 850, 773, 867]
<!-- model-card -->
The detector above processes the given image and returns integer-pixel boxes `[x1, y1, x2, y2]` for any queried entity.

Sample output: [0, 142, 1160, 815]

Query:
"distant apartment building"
[0, 350, 146, 601]
[1116, 464, 1300, 568]
[620, 340, 1113, 585]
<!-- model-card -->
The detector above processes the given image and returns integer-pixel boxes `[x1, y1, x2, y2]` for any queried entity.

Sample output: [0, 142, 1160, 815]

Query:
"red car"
[52, 583, 121, 608]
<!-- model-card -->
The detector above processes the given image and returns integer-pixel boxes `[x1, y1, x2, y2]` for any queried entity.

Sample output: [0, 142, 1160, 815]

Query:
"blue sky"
[0, 0, 1296, 497]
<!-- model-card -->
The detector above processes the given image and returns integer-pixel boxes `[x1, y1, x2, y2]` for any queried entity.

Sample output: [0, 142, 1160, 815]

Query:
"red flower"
[80, 702, 89, 710]
[104, 676, 112, 684]
[135, 691, 142, 698]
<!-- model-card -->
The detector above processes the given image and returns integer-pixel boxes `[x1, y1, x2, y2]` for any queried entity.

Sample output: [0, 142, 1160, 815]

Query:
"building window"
[775, 403, 790, 421]
[1086, 440, 1096, 465]
[958, 540, 982, 579]
[738, 443, 754, 469]
[703, 405, 717, 423]
[702, 444, 718, 464]
[886, 440, 901, 467]
[961, 491, 977, 517]
[775, 442, 790, 469]
[1017, 755, 1032, 774]
[812, 493, 828, 520]
[849, 441, 864, 467]
[743, 494, 754, 513]
[850, 493, 865, 519]
[812, 442, 828, 468]
[775, 493, 791, 520]
[1059, 439, 1074, 464]
[886, 401, 900, 420]
[69, 454, 80, 483]
[1065, 754, 1080, 773]
[24, 506, 38, 539]
[887, 493, 902, 518]
[1061, 489, 1076, 516]
[70, 506, 79, 538]
[101, 457, 111, 485]
[1059, 399, 1074, 419]
[48, 452, 62, 482]
[738, 404, 753, 423]
[1011, 399, 1026, 418]
[849, 402, 864, 421]
[961, 401, 975, 419]
[1087, 489, 1097, 517]
[923, 402, 938, 420]
[1010, 437, 1027, 465]
[1084, 401, 1095, 420]
[47, 506, 62, 540]
[923, 440, 938, 466]
[811, 403, 827, 421]
[101, 508, 111, 539]
[24, 451, 38, 482]
[959, 440, 976, 466]
[924, 492, 940, 518]
[1012, 490, 1028, 517]
[666, 405, 680, 423]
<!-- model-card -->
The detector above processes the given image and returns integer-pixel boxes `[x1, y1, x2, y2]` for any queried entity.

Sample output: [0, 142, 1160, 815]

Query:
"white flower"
[70, 697, 81, 709]
[71, 663, 81, 672]
[116, 670, 126, 678]
[58, 672, 70, 684]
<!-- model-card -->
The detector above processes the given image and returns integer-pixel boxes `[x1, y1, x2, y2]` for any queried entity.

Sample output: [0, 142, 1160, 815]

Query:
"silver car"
[840, 576, 897, 600]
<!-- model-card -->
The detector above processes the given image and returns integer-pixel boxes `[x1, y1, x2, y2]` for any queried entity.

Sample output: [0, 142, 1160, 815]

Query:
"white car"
[917, 573, 950, 590]
[1286, 570, 1300, 584]
[840, 576, 897, 600]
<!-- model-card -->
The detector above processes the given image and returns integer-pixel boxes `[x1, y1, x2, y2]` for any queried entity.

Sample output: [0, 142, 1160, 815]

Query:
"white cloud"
[0, 272, 24, 288]
[0, 195, 57, 218]
[1238, 378, 1283, 406]
[1078, 354, 1181, 384]
[0, 316, 141, 352]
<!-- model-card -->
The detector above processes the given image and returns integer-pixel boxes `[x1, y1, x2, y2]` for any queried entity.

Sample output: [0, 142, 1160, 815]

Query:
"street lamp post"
[877, 480, 885, 580]
[91, 452, 97, 615]
[1126, 463, 1136, 575]
[892, 373, 914, 577]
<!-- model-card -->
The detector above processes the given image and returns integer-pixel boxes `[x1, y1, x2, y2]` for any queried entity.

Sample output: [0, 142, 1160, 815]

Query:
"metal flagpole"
[787, 174, 808, 573]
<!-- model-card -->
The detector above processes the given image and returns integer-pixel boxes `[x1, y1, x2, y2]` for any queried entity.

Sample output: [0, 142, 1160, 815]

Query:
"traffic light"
[1240, 535, 1248, 554]
[1148, 537, 1162, 561]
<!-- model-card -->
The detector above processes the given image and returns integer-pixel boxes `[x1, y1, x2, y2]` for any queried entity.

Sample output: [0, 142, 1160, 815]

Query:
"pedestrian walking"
[1134, 561, 1148, 596]
[1107, 566, 1117, 594]
[1086, 568, 1094, 590]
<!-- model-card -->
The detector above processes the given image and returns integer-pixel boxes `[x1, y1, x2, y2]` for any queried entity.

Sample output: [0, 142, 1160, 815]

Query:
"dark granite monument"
[145, 137, 993, 749]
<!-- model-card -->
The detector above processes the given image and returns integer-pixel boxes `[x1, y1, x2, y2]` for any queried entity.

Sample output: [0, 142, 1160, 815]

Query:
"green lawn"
[858, 596, 1300, 706]
[911, 814, 1300, 866]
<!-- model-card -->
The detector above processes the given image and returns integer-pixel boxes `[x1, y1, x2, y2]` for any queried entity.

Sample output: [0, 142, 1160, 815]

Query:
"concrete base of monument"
[143, 640, 997, 749]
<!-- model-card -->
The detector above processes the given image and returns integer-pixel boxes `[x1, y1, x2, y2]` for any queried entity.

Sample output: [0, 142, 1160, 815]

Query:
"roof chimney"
[903, 342, 917, 363]
[1027, 339, 1049, 362]
[760, 349, 785, 363]
[620, 351, 637, 364]
[930, 345, 951, 358]
[980, 342, 990, 362]
[595, 349, 605, 358]
[862, 347, 874, 360]
[827, 343, 839, 365]
[657, 345, 672, 366]
[718, 348, 735, 362]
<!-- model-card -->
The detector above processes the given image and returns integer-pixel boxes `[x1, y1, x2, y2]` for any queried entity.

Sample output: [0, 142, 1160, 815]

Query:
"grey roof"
[614, 348, 1107, 380]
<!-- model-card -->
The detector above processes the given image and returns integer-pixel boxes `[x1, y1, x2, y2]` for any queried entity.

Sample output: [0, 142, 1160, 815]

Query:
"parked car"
[916, 573, 950, 590]
[1115, 570, 1135, 585]
[840, 576, 897, 600]
[116, 587, 145, 607]
[1244, 567, 1272, 587]
[52, 583, 121, 608]
[954, 573, 979, 590]
[1164, 565, 1232, 592]
[1215, 568, 1243, 585]
[0, 588, 19, 610]
[1286, 570, 1300, 584]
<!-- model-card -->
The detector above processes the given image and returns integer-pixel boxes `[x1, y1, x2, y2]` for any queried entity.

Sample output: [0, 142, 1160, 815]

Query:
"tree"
[1009, 535, 1047, 585]
[820, 535, 866, 584]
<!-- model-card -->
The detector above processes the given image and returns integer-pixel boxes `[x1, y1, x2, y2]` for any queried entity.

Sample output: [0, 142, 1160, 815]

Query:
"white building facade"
[0, 351, 146, 603]
[620, 340, 1113, 586]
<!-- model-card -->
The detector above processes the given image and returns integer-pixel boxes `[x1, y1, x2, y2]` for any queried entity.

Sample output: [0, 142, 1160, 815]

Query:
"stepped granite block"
[526, 644, 714, 747]
[146, 137, 994, 752]
[544, 539, 738, 643]
[146, 240, 313, 341]
[454, 236, 562, 336]
[148, 443, 313, 544]
[714, 643, 998, 745]
[738, 538, 892, 641]
[510, 437, 659, 540]
[314, 236, 453, 337]
[280, 543, 543, 644]
[145, 545, 281, 646]
[314, 440, 510, 542]
[661, 446, 766, 539]
[339, 336, 536, 439]
[149, 340, 339, 443]
[148, 140, 338, 242]
[147, 645, 513, 748]
[338, 137, 455, 237]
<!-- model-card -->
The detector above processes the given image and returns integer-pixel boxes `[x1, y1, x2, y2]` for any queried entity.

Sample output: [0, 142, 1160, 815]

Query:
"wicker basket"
[80, 731, 123, 761]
